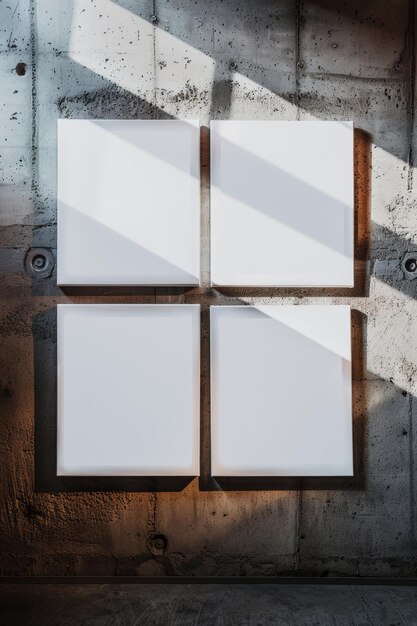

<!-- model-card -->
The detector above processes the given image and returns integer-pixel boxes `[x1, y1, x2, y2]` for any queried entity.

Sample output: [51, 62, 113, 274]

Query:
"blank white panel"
[211, 305, 353, 476]
[210, 121, 354, 287]
[57, 304, 200, 476]
[58, 119, 200, 286]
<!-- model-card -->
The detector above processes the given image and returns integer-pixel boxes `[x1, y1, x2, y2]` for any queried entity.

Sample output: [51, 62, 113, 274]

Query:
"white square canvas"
[210, 121, 354, 287]
[57, 119, 200, 286]
[210, 305, 353, 476]
[57, 304, 200, 476]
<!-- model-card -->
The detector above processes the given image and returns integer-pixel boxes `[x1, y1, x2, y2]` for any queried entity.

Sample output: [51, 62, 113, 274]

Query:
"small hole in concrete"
[24, 247, 54, 278]
[404, 257, 417, 273]
[32, 254, 47, 270]
[15, 62, 27, 76]
[147, 532, 168, 556]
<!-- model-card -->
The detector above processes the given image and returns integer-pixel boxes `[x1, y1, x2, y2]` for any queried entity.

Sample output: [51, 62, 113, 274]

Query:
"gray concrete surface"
[0, 0, 417, 578]
[1, 583, 417, 625]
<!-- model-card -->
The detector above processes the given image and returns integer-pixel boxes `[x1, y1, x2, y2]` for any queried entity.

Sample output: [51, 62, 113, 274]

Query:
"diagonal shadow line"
[215, 304, 352, 360]
[211, 131, 353, 259]
[57, 203, 199, 287]
[211, 126, 370, 295]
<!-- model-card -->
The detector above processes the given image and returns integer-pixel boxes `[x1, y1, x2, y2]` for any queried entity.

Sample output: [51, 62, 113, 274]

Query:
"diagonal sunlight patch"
[215, 118, 353, 206]
[68, 0, 154, 99]
[252, 305, 351, 361]
[68, 0, 215, 115]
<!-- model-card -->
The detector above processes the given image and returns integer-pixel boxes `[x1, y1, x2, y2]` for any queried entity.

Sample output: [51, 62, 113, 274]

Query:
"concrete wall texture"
[0, 0, 416, 578]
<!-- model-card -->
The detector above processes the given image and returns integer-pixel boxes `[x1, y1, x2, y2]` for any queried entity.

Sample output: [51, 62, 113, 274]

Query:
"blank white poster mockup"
[57, 304, 200, 476]
[210, 305, 353, 476]
[57, 119, 200, 286]
[210, 121, 354, 287]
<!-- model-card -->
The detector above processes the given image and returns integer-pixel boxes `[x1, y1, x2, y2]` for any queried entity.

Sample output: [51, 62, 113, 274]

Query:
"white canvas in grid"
[57, 119, 200, 286]
[57, 304, 200, 476]
[210, 121, 354, 287]
[210, 305, 353, 477]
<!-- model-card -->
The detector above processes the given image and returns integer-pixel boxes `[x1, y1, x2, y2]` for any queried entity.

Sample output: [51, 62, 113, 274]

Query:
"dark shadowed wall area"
[1, 0, 417, 578]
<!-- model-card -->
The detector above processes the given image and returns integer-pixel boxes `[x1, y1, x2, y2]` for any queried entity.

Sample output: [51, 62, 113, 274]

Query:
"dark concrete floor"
[0, 583, 417, 625]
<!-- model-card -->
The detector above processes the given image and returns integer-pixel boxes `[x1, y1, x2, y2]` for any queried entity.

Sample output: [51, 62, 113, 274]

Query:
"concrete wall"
[1, 0, 416, 578]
